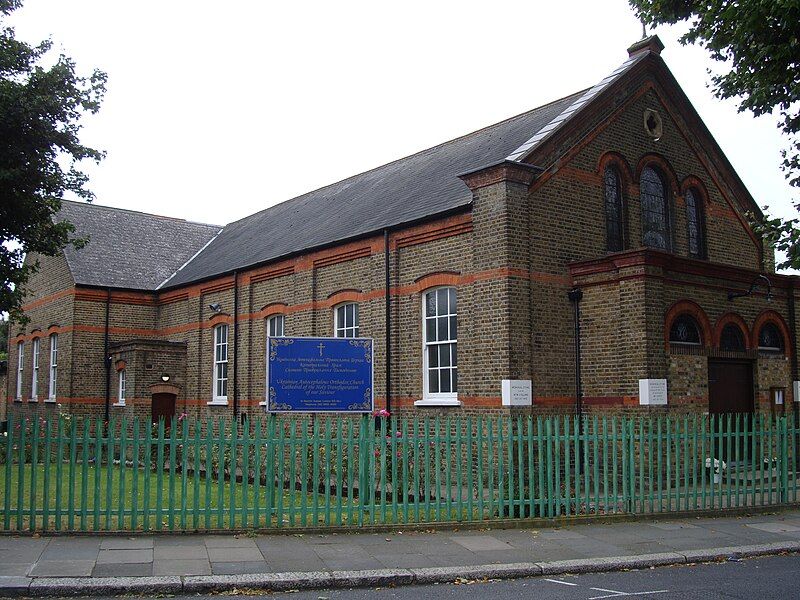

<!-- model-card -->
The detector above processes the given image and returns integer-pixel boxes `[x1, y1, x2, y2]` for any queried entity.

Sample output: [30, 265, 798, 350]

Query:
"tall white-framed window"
[418, 287, 459, 406]
[30, 337, 40, 401]
[15, 341, 24, 400]
[334, 303, 359, 338]
[116, 369, 126, 406]
[211, 323, 229, 404]
[48, 334, 58, 401]
[267, 314, 285, 337]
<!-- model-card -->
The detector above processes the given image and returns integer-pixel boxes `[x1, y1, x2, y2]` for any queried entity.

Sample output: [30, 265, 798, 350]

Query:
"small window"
[758, 322, 784, 353]
[669, 315, 701, 346]
[334, 303, 359, 338]
[212, 324, 229, 403]
[640, 166, 670, 250]
[30, 337, 40, 401]
[604, 166, 624, 251]
[720, 323, 746, 352]
[267, 314, 285, 338]
[117, 369, 126, 406]
[16, 341, 24, 400]
[48, 334, 58, 401]
[422, 287, 458, 402]
[685, 188, 705, 258]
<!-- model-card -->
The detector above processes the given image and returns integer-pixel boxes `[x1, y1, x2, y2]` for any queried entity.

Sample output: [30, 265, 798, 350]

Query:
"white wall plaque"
[794, 381, 800, 403]
[502, 379, 532, 407]
[639, 378, 668, 406]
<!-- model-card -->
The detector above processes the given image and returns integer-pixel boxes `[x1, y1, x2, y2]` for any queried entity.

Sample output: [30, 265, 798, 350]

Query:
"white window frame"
[334, 302, 359, 338]
[210, 323, 229, 405]
[416, 287, 460, 407]
[262, 315, 286, 406]
[47, 334, 58, 401]
[267, 314, 285, 338]
[30, 337, 40, 401]
[114, 369, 126, 406]
[16, 341, 24, 400]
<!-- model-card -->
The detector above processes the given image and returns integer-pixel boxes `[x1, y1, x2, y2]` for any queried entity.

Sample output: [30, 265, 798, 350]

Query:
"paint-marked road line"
[543, 578, 579, 586]
[588, 589, 669, 599]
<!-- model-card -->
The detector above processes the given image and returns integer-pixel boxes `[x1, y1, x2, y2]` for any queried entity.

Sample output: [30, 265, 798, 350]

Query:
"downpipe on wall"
[568, 287, 583, 472]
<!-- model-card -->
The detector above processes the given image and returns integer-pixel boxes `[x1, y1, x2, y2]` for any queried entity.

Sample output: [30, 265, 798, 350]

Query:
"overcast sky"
[8, 1, 796, 235]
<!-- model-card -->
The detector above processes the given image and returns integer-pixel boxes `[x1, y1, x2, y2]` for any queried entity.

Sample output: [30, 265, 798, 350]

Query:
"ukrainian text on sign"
[267, 337, 373, 412]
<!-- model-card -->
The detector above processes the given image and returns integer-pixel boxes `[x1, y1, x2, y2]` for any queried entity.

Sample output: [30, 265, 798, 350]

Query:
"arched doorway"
[148, 383, 180, 427]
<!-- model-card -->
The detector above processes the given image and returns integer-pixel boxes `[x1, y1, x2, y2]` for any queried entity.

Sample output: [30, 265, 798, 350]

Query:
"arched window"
[669, 314, 702, 346]
[720, 323, 746, 352]
[267, 314, 285, 338]
[334, 303, 359, 338]
[117, 369, 127, 406]
[640, 166, 670, 250]
[685, 188, 705, 258]
[15, 341, 24, 400]
[212, 324, 229, 403]
[422, 287, 458, 403]
[30, 337, 40, 401]
[604, 166, 624, 251]
[758, 322, 784, 353]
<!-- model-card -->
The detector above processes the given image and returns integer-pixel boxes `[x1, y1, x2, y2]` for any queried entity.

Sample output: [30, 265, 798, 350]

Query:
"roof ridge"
[59, 199, 222, 229]
[223, 88, 589, 229]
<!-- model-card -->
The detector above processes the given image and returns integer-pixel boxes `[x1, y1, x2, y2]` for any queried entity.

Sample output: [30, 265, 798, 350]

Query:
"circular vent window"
[643, 109, 663, 140]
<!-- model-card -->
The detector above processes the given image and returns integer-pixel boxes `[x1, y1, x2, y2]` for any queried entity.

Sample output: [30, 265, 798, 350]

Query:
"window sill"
[259, 401, 267, 406]
[45, 398, 57, 403]
[414, 398, 461, 407]
[13, 398, 22, 403]
[28, 398, 38, 403]
[112, 403, 126, 407]
[208, 400, 229, 406]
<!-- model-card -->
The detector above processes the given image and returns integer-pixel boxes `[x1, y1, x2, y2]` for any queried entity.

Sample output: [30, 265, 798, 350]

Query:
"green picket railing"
[0, 412, 797, 532]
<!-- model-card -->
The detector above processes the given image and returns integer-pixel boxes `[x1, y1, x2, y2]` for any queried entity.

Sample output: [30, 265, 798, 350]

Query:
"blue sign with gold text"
[267, 337, 373, 412]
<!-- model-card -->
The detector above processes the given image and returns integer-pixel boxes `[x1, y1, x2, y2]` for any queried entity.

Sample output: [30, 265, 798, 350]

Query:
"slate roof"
[161, 89, 587, 289]
[57, 200, 221, 290]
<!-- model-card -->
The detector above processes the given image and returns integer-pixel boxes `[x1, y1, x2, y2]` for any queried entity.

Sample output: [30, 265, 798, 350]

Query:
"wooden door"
[708, 359, 754, 461]
[151, 392, 176, 427]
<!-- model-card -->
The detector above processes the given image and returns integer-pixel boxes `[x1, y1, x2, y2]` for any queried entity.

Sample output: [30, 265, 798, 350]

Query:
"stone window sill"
[414, 397, 461, 407]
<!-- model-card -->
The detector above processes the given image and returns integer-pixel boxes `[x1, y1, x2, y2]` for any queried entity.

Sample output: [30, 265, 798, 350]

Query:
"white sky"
[7, 0, 797, 233]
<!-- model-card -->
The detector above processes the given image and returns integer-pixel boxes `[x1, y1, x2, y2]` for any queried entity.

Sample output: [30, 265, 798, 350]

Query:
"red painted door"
[151, 393, 176, 427]
[708, 359, 754, 461]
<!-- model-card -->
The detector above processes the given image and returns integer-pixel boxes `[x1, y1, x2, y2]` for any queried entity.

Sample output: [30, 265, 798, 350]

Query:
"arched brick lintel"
[414, 272, 460, 293]
[635, 153, 681, 198]
[714, 312, 752, 349]
[597, 151, 635, 191]
[664, 299, 713, 349]
[752, 309, 793, 357]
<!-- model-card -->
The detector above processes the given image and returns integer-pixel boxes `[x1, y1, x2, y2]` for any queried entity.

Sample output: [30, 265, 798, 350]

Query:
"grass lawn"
[0, 461, 364, 532]
[0, 462, 475, 532]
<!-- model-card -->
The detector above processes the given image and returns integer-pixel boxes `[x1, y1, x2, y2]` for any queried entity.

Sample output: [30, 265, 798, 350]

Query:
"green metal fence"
[1, 412, 798, 532]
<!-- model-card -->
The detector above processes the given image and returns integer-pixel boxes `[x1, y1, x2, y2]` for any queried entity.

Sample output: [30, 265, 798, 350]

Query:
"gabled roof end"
[627, 35, 664, 58]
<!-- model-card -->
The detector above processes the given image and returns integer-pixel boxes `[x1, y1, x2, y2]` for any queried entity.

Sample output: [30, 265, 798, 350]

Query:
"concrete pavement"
[1, 509, 799, 596]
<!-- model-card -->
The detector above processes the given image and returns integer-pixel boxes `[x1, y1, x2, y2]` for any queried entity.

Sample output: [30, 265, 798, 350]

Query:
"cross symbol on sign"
[317, 342, 325, 357]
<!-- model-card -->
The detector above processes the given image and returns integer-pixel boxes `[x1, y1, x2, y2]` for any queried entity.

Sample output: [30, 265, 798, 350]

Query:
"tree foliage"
[629, 0, 800, 269]
[0, 0, 106, 322]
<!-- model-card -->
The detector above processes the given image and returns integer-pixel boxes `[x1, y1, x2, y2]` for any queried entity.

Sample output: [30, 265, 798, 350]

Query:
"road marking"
[543, 578, 579, 586]
[588, 589, 669, 599]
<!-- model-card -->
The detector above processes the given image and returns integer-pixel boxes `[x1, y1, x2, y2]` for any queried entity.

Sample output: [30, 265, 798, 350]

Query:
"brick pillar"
[459, 161, 540, 402]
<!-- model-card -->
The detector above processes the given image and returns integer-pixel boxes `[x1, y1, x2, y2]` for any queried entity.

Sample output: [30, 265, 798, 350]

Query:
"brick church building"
[6, 37, 798, 423]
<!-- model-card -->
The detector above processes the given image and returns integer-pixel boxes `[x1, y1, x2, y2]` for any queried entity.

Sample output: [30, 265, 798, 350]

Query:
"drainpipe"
[233, 270, 240, 422]
[384, 229, 392, 415]
[568, 287, 584, 470]
[104, 287, 111, 423]
[788, 280, 798, 460]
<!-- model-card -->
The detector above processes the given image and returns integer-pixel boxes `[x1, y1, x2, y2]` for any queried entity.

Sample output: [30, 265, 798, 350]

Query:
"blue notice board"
[267, 337, 374, 412]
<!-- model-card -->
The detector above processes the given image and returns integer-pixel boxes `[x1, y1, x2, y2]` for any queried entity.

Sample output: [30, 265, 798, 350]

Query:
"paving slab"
[29, 560, 95, 577]
[746, 522, 800, 534]
[153, 558, 211, 576]
[206, 547, 264, 563]
[92, 562, 153, 577]
[95, 548, 153, 564]
[99, 537, 154, 550]
[211, 561, 271, 575]
[204, 536, 259, 548]
[154, 544, 208, 560]
[450, 535, 512, 551]
[0, 563, 29, 577]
